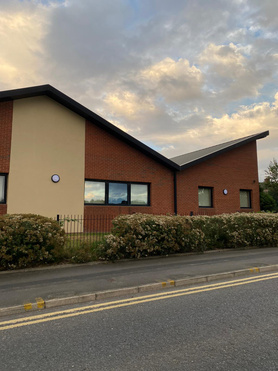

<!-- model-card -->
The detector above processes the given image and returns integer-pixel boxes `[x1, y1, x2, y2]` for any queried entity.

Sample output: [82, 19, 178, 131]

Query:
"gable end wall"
[177, 141, 260, 215]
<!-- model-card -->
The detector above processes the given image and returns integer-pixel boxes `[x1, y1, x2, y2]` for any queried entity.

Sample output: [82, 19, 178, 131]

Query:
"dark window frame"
[85, 179, 151, 206]
[240, 189, 252, 209]
[198, 186, 213, 208]
[0, 174, 7, 204]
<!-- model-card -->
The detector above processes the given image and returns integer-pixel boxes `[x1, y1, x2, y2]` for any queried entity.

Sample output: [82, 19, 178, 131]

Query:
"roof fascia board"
[0, 85, 180, 171]
[179, 131, 269, 170]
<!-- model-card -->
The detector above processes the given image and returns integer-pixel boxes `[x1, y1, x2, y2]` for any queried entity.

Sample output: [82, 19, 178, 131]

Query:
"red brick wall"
[85, 120, 175, 217]
[176, 141, 260, 215]
[0, 101, 12, 214]
[0, 101, 13, 173]
[85, 120, 261, 217]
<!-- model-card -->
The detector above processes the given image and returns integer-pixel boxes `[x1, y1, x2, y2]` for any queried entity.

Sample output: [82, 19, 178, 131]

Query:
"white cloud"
[199, 43, 270, 101]
[199, 43, 246, 76]
[140, 58, 203, 102]
[0, 1, 51, 89]
[104, 91, 155, 119]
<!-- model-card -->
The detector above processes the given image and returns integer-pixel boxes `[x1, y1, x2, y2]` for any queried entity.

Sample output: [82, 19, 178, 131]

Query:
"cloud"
[252, 0, 278, 31]
[199, 43, 246, 78]
[43, 0, 136, 82]
[104, 91, 155, 119]
[161, 94, 278, 180]
[103, 57, 203, 122]
[199, 43, 271, 101]
[140, 58, 203, 102]
[0, 1, 51, 89]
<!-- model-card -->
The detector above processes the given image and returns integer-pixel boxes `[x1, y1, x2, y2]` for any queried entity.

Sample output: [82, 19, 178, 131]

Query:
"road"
[1, 272, 278, 370]
[1, 247, 278, 308]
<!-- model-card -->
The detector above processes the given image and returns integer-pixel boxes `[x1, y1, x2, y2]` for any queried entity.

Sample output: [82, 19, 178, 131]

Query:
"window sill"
[84, 204, 151, 207]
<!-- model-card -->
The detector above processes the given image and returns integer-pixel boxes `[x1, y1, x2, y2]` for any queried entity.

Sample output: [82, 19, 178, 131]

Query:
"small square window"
[240, 190, 251, 208]
[198, 187, 213, 207]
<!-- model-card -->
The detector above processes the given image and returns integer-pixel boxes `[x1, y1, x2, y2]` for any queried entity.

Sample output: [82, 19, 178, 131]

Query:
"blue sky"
[0, 0, 277, 180]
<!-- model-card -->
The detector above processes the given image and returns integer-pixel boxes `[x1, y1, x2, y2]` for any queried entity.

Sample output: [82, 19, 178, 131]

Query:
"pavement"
[1, 247, 278, 317]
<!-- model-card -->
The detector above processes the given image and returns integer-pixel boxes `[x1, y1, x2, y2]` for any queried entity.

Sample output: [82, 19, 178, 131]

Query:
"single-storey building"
[0, 85, 268, 220]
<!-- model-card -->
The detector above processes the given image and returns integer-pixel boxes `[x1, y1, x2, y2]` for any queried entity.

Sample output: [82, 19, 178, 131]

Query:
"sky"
[1, 0, 278, 180]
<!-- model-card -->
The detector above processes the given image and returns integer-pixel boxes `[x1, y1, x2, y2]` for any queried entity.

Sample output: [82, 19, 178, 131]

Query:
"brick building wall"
[176, 141, 260, 215]
[0, 98, 262, 218]
[85, 120, 175, 217]
[0, 101, 13, 214]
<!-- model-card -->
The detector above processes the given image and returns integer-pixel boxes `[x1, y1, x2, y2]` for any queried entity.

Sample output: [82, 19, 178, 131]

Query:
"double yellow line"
[1, 272, 278, 331]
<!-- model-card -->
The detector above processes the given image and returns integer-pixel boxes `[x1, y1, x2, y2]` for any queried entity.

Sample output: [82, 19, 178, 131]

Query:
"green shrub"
[100, 213, 278, 260]
[100, 214, 205, 260]
[0, 214, 66, 270]
[198, 213, 278, 249]
[63, 240, 104, 264]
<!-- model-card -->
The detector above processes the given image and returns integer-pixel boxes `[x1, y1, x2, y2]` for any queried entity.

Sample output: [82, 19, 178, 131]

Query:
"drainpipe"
[173, 171, 177, 215]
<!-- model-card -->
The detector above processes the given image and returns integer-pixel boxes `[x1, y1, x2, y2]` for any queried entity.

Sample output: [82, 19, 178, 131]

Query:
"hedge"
[100, 213, 278, 260]
[0, 214, 66, 270]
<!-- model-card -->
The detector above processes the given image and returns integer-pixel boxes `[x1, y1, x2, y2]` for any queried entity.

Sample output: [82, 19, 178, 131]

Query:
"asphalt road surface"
[1, 272, 278, 370]
[1, 247, 278, 308]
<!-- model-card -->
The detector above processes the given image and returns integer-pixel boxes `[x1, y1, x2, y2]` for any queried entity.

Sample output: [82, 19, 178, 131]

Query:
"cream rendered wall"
[7, 96, 85, 218]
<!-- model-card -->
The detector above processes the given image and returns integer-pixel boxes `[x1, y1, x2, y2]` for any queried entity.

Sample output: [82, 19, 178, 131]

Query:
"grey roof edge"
[174, 131, 269, 170]
[0, 85, 180, 171]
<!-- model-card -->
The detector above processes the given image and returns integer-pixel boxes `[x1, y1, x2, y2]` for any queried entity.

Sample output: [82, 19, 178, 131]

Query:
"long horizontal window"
[85, 180, 150, 206]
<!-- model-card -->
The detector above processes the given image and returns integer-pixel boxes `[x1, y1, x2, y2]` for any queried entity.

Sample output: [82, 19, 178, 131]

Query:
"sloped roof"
[0, 85, 269, 172]
[171, 131, 269, 170]
[0, 84, 179, 170]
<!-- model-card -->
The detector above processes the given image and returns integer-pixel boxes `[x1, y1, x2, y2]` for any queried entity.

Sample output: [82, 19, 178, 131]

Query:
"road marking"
[36, 298, 45, 310]
[1, 272, 278, 331]
[23, 303, 32, 311]
[250, 267, 260, 273]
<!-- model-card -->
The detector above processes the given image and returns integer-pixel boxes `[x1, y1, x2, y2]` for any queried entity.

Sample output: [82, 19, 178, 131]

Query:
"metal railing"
[57, 214, 116, 248]
[57, 211, 218, 248]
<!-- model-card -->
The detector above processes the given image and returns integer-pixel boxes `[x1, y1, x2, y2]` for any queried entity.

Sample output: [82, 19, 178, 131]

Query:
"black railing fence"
[57, 214, 117, 248]
[57, 211, 217, 248]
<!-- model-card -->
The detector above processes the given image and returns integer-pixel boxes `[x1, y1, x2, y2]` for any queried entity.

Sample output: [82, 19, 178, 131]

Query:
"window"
[0, 174, 7, 204]
[84, 181, 105, 204]
[240, 189, 251, 208]
[130, 184, 148, 205]
[198, 187, 213, 207]
[109, 183, 128, 205]
[85, 180, 150, 206]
